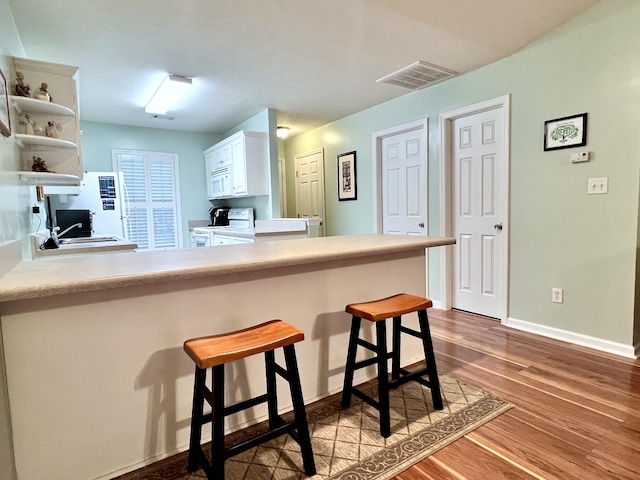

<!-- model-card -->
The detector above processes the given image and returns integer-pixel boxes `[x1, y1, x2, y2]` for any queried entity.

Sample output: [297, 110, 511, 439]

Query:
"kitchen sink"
[59, 236, 119, 244]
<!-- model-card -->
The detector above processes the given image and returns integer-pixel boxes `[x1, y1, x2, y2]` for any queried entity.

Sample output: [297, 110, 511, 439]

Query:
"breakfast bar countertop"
[0, 234, 455, 302]
[0, 232, 455, 480]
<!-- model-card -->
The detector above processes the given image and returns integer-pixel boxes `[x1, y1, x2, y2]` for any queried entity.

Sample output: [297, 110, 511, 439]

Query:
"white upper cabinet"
[11, 57, 82, 186]
[204, 130, 269, 199]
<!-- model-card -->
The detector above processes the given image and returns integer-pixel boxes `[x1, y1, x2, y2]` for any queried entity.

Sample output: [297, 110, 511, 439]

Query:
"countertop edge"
[0, 235, 455, 303]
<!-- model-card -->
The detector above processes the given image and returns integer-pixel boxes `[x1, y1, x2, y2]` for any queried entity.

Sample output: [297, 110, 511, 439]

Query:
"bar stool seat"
[342, 293, 443, 438]
[184, 320, 316, 479]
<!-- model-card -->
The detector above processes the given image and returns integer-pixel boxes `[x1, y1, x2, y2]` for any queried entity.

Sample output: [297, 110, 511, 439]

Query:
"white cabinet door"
[231, 136, 247, 195]
[203, 131, 269, 199]
[214, 235, 231, 245]
[231, 236, 254, 244]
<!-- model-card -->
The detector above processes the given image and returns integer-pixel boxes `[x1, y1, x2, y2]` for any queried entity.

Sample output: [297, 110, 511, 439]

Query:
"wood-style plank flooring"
[395, 309, 640, 480]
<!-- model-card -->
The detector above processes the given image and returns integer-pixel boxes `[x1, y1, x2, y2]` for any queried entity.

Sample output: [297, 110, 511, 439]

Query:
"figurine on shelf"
[31, 156, 55, 173]
[35, 82, 52, 102]
[19, 114, 36, 135]
[13, 72, 31, 97]
[45, 121, 62, 138]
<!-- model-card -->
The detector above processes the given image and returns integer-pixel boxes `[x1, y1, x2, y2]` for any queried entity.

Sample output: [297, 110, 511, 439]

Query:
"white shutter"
[112, 150, 181, 250]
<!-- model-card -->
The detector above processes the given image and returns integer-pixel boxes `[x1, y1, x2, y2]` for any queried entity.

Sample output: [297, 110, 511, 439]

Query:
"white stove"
[191, 208, 254, 247]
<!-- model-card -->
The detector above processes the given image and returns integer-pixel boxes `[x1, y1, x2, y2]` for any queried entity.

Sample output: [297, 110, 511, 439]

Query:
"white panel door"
[382, 128, 427, 235]
[295, 149, 325, 234]
[452, 108, 504, 318]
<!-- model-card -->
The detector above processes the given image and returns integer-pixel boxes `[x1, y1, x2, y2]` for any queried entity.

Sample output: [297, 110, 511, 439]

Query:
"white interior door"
[381, 126, 427, 235]
[451, 107, 505, 318]
[294, 148, 325, 234]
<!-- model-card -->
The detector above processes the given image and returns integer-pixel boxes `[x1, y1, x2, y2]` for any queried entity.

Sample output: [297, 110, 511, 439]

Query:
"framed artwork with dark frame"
[0, 68, 11, 137]
[337, 151, 357, 201]
[544, 113, 587, 151]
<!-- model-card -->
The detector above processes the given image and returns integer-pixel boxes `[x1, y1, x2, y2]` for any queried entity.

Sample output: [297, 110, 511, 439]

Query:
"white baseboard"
[431, 299, 443, 309]
[507, 317, 638, 359]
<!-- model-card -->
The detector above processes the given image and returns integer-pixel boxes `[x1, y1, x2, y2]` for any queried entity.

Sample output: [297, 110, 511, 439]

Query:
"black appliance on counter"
[209, 206, 230, 226]
[56, 209, 92, 237]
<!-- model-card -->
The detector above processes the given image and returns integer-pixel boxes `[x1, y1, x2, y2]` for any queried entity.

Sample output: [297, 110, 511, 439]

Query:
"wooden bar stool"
[184, 320, 316, 479]
[341, 293, 443, 437]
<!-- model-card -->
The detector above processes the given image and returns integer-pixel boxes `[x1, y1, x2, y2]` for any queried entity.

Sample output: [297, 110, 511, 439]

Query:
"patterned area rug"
[115, 375, 511, 480]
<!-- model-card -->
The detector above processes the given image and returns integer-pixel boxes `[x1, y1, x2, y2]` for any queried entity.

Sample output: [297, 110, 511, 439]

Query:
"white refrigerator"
[48, 171, 129, 238]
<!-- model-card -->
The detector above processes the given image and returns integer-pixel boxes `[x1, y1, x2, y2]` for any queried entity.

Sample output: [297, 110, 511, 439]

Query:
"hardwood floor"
[395, 309, 640, 480]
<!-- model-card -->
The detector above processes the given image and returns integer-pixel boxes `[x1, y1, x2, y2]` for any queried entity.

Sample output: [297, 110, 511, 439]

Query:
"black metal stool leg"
[211, 364, 226, 479]
[265, 350, 280, 430]
[283, 345, 316, 476]
[391, 316, 401, 380]
[341, 316, 361, 408]
[418, 309, 443, 410]
[187, 366, 206, 472]
[376, 320, 391, 438]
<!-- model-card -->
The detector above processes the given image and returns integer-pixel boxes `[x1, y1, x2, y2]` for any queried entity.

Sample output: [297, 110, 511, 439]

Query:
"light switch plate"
[588, 177, 608, 194]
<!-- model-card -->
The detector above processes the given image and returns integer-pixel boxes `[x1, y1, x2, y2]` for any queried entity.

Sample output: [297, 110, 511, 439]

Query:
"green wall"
[284, 0, 640, 348]
[80, 121, 220, 246]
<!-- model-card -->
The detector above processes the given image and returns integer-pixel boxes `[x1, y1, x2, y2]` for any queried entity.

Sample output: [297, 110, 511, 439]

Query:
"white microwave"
[209, 168, 232, 198]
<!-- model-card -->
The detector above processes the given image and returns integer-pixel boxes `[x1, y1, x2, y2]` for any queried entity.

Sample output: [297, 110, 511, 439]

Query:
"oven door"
[191, 229, 213, 247]
[210, 168, 232, 198]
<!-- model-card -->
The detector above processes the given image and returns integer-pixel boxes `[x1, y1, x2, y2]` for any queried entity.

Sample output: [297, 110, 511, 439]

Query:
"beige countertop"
[0, 234, 455, 302]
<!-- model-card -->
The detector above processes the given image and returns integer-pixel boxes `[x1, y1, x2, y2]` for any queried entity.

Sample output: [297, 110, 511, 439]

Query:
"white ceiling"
[8, 0, 601, 137]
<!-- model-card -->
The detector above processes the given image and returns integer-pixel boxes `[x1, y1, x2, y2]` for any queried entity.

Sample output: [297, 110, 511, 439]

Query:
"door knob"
[418, 222, 425, 228]
[494, 223, 503, 231]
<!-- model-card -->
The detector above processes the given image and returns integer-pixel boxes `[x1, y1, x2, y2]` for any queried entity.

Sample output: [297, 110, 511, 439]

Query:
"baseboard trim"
[507, 317, 637, 359]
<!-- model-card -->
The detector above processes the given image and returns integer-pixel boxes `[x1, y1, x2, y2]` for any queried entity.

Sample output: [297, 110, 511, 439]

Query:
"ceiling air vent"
[377, 61, 457, 90]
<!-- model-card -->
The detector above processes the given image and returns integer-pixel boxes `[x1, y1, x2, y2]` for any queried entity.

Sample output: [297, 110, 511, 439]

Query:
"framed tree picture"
[0, 68, 11, 137]
[337, 151, 357, 201]
[544, 113, 587, 151]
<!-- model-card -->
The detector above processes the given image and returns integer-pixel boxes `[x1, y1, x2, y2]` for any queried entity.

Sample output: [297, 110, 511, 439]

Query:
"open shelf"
[19, 171, 81, 186]
[10, 95, 75, 117]
[15, 134, 77, 149]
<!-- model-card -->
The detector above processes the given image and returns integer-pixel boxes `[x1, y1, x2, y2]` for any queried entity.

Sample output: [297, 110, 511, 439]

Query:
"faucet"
[52, 223, 83, 242]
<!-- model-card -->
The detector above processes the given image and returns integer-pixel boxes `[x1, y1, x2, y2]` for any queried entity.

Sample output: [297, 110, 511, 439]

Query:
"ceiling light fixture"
[276, 126, 290, 139]
[145, 74, 192, 115]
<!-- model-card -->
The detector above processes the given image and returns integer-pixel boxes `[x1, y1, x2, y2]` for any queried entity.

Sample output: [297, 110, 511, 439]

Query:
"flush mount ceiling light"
[276, 126, 290, 139]
[145, 74, 193, 115]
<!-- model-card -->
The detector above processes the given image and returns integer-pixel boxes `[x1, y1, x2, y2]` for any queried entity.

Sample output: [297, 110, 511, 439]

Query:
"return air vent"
[377, 61, 457, 90]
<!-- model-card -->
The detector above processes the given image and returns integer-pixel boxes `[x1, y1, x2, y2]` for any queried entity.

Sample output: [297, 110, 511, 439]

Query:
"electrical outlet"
[32, 205, 40, 214]
[552, 288, 564, 304]
[588, 177, 608, 194]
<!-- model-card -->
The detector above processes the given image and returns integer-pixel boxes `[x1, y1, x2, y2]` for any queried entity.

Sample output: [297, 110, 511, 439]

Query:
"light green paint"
[220, 108, 280, 220]
[284, 0, 640, 347]
[80, 121, 220, 246]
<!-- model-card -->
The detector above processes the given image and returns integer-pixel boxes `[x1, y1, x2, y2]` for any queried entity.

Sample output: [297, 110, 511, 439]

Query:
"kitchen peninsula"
[0, 234, 454, 480]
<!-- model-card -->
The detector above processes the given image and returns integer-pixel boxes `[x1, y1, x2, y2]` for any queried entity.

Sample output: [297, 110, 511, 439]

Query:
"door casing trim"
[372, 118, 429, 298]
[439, 95, 511, 323]
[371, 118, 429, 234]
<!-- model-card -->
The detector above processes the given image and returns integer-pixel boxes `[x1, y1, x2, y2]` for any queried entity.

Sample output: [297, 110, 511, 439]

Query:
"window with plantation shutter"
[112, 149, 182, 250]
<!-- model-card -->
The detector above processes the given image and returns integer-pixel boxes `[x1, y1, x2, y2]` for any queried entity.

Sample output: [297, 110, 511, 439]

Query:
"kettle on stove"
[209, 206, 230, 226]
